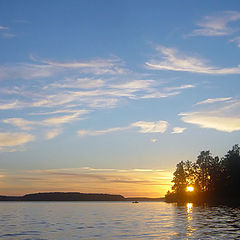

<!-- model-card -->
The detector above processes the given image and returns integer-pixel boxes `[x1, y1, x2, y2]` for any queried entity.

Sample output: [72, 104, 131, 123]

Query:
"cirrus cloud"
[180, 99, 240, 132]
[230, 36, 240, 48]
[0, 132, 35, 152]
[131, 120, 168, 133]
[171, 127, 186, 134]
[196, 97, 232, 105]
[146, 46, 240, 75]
[190, 11, 240, 37]
[78, 120, 168, 136]
[45, 129, 62, 140]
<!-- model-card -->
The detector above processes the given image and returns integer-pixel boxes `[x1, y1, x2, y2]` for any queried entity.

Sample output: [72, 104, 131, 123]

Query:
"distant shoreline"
[0, 192, 165, 202]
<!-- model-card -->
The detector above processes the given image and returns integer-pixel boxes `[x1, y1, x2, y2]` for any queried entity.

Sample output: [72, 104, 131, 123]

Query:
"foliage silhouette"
[165, 144, 240, 203]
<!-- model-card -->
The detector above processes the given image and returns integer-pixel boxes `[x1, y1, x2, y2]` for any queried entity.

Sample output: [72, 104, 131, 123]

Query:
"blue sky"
[0, 0, 240, 197]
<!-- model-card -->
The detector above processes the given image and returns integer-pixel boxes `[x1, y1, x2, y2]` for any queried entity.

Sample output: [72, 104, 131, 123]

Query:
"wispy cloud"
[0, 25, 15, 39]
[3, 110, 89, 131]
[0, 100, 22, 110]
[140, 84, 194, 99]
[196, 97, 232, 105]
[140, 90, 180, 99]
[190, 11, 240, 37]
[78, 126, 129, 136]
[164, 84, 195, 91]
[48, 77, 105, 89]
[146, 46, 240, 75]
[131, 120, 168, 133]
[78, 120, 168, 136]
[230, 36, 240, 47]
[0, 76, 182, 114]
[0, 33, 15, 38]
[0, 132, 35, 152]
[180, 99, 240, 132]
[0, 57, 127, 81]
[180, 113, 240, 132]
[30, 109, 85, 116]
[0, 26, 8, 30]
[3, 118, 37, 131]
[0, 55, 191, 113]
[0, 64, 58, 80]
[40, 58, 126, 75]
[0, 53, 195, 150]
[110, 80, 155, 90]
[171, 127, 186, 134]
[43, 111, 83, 125]
[45, 129, 62, 140]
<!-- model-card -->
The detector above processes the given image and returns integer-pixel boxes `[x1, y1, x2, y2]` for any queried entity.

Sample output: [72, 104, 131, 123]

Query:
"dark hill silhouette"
[0, 192, 125, 201]
[0, 192, 164, 201]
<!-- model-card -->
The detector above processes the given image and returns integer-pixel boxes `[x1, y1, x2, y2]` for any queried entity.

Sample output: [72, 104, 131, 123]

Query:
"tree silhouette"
[222, 144, 240, 197]
[165, 144, 240, 203]
[196, 151, 212, 192]
[172, 161, 187, 194]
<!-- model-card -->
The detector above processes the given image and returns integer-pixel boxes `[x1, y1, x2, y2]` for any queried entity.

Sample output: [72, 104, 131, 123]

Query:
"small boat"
[132, 201, 139, 203]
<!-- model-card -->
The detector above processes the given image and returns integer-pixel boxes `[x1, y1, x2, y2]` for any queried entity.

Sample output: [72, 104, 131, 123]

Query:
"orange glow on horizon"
[0, 168, 173, 198]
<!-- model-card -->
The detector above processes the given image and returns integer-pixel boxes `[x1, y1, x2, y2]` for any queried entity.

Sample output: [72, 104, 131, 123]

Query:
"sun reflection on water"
[186, 203, 193, 214]
[186, 203, 195, 236]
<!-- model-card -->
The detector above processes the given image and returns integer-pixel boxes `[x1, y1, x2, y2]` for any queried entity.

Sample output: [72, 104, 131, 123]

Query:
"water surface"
[0, 202, 239, 239]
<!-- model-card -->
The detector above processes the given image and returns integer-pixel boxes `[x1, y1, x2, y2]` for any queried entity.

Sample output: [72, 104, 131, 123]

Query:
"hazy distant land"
[0, 192, 164, 202]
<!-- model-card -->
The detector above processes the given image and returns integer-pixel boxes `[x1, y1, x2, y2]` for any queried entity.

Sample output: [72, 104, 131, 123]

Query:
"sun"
[186, 186, 194, 192]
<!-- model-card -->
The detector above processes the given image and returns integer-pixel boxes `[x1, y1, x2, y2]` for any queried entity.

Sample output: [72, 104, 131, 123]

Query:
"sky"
[0, 0, 240, 197]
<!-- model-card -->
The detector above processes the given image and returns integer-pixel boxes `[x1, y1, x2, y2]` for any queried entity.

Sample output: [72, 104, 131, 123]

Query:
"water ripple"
[0, 202, 240, 239]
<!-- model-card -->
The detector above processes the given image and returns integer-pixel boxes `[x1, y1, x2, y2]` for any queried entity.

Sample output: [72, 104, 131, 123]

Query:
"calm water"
[0, 201, 240, 239]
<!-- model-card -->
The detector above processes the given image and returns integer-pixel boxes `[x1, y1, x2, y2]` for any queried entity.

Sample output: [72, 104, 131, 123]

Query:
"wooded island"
[165, 144, 240, 204]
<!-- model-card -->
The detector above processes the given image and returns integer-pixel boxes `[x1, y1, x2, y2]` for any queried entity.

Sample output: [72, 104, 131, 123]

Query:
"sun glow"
[186, 186, 194, 192]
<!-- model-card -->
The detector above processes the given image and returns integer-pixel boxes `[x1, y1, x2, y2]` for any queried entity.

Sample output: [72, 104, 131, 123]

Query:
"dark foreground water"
[0, 201, 240, 239]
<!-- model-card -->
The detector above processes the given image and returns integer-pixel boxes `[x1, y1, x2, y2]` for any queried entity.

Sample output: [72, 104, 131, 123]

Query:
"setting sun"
[186, 186, 194, 192]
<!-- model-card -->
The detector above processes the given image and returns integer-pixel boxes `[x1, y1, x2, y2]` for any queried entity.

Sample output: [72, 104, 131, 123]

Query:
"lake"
[0, 201, 239, 239]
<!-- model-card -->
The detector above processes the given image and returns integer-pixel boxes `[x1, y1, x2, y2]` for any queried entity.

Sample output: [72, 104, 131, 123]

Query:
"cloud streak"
[191, 11, 240, 37]
[40, 58, 126, 74]
[230, 36, 240, 48]
[43, 111, 83, 125]
[3, 110, 89, 131]
[0, 25, 15, 39]
[196, 97, 232, 105]
[180, 99, 240, 132]
[0, 26, 8, 30]
[45, 129, 62, 140]
[131, 120, 168, 133]
[78, 120, 168, 136]
[171, 127, 186, 134]
[3, 118, 37, 130]
[0, 54, 195, 150]
[78, 127, 129, 136]
[0, 132, 35, 152]
[146, 46, 240, 75]
[164, 84, 195, 91]
[0, 57, 127, 81]
[180, 113, 240, 132]
[0, 101, 22, 110]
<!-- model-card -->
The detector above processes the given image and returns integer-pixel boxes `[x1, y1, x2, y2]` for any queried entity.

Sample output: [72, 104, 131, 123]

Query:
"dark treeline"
[0, 192, 125, 201]
[165, 144, 240, 203]
[0, 192, 164, 202]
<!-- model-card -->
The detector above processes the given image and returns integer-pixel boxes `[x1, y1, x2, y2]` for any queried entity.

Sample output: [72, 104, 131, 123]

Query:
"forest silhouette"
[165, 144, 240, 204]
